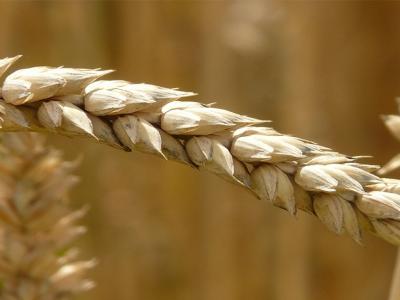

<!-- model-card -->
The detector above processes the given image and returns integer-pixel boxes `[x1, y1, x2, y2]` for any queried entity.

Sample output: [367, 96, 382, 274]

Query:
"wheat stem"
[389, 249, 400, 300]
[0, 55, 399, 246]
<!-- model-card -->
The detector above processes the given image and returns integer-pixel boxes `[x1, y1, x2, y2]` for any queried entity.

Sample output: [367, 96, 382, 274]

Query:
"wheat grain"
[0, 55, 399, 245]
[0, 132, 95, 300]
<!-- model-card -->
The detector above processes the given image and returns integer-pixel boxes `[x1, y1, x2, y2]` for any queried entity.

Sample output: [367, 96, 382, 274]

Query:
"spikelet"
[0, 100, 41, 131]
[251, 164, 296, 215]
[161, 104, 266, 135]
[158, 129, 192, 165]
[295, 164, 380, 193]
[2, 67, 112, 105]
[113, 115, 165, 157]
[295, 165, 338, 193]
[231, 134, 306, 163]
[84, 80, 196, 116]
[37, 100, 122, 149]
[314, 194, 345, 234]
[0, 132, 94, 299]
[356, 191, 400, 220]
[186, 137, 233, 173]
[313, 193, 362, 242]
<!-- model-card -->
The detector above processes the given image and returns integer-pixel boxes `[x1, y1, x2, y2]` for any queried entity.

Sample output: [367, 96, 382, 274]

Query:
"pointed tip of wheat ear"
[1, 55, 400, 246]
[0, 54, 22, 64]
[0, 55, 22, 77]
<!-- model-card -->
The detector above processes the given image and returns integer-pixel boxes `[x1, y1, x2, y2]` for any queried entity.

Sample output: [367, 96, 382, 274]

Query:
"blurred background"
[1, 1, 400, 299]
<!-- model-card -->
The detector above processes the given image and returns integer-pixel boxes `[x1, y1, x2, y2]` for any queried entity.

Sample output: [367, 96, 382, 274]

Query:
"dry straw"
[0, 132, 94, 300]
[1, 55, 400, 246]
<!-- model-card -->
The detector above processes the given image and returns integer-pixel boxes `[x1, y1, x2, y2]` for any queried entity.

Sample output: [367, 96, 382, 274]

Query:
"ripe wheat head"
[0, 55, 399, 246]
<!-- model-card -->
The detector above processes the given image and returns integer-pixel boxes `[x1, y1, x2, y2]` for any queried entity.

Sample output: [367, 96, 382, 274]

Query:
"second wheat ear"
[0, 55, 400, 246]
[0, 133, 94, 300]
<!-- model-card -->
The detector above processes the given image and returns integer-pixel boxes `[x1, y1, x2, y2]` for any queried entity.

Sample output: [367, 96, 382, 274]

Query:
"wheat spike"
[0, 55, 399, 245]
[0, 132, 95, 300]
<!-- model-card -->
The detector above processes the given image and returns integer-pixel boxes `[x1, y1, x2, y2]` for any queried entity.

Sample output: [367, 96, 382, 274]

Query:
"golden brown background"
[0, 1, 399, 299]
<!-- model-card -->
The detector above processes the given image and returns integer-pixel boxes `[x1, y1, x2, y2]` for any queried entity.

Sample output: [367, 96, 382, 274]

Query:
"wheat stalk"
[0, 131, 95, 300]
[0, 56, 399, 246]
[375, 101, 400, 300]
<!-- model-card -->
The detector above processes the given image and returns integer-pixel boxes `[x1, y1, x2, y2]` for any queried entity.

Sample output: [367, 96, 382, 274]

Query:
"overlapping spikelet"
[0, 132, 94, 300]
[0, 55, 400, 245]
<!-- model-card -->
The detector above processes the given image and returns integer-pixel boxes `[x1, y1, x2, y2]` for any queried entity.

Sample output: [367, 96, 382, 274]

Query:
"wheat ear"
[0, 132, 95, 299]
[0, 55, 399, 246]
